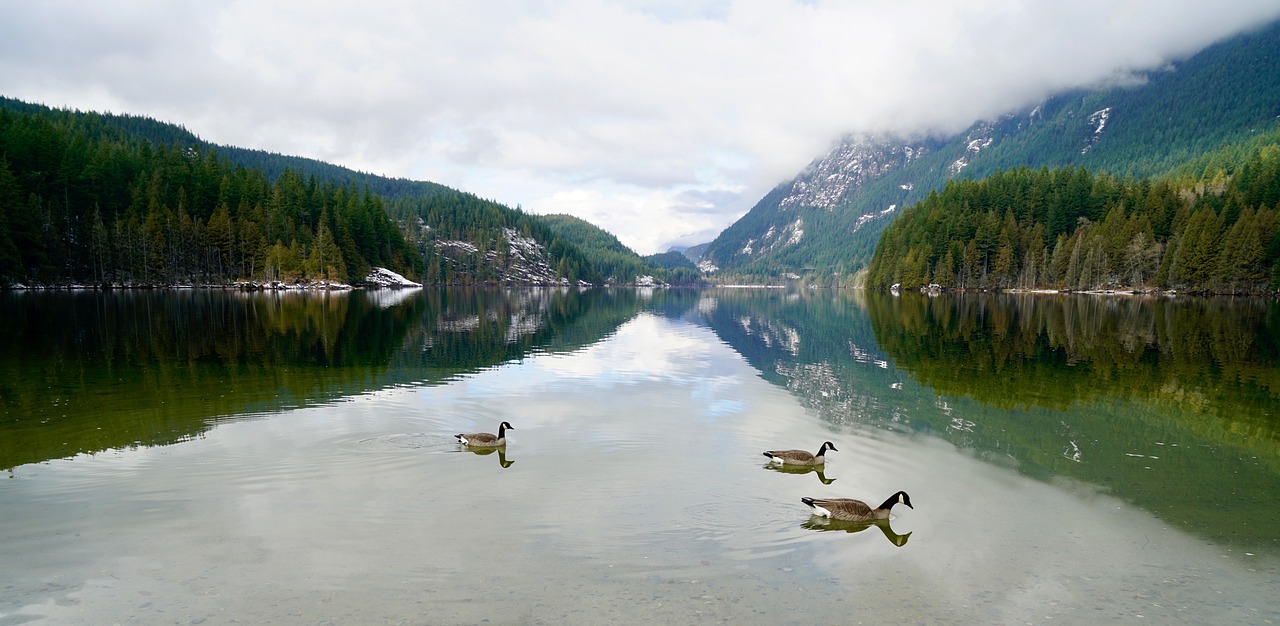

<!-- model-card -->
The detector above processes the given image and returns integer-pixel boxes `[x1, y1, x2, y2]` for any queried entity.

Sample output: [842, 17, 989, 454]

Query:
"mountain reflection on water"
[696, 288, 1280, 548]
[0, 288, 652, 470]
[2, 287, 1277, 553]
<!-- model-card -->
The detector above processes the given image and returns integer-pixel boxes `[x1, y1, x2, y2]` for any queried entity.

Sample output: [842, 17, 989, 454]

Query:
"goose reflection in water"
[461, 446, 514, 468]
[801, 517, 912, 546]
[763, 462, 836, 484]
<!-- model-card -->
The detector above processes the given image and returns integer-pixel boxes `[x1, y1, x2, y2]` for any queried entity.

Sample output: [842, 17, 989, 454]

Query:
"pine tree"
[0, 158, 22, 280]
[205, 202, 235, 280]
[307, 216, 346, 282]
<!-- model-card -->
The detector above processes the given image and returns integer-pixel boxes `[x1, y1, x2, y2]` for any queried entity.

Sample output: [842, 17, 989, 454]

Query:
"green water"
[1, 288, 1277, 624]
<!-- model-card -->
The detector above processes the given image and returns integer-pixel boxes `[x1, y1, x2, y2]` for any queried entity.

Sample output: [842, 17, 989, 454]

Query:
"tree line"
[0, 107, 415, 286]
[0, 101, 678, 288]
[867, 133, 1280, 294]
[704, 21, 1280, 284]
[642, 250, 702, 285]
[386, 194, 601, 286]
[539, 213, 705, 286]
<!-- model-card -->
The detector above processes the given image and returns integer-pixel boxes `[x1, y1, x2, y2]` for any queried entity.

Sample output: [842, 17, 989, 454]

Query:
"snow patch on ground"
[778, 138, 930, 210]
[634, 275, 668, 287]
[852, 205, 898, 233]
[1082, 108, 1111, 154]
[363, 267, 423, 289]
[787, 219, 804, 246]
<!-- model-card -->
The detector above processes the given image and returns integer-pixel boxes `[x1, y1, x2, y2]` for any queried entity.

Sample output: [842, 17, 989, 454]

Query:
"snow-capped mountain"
[700, 19, 1280, 283]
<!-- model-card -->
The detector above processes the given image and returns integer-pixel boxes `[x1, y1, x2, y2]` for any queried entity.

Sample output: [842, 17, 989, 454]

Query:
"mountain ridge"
[0, 97, 668, 287]
[702, 19, 1280, 284]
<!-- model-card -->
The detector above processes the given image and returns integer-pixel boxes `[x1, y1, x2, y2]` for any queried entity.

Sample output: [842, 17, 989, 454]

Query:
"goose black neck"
[878, 492, 904, 511]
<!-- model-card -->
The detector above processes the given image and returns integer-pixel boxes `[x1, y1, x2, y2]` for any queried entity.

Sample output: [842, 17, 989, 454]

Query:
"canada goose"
[763, 441, 837, 466]
[455, 421, 514, 447]
[800, 491, 913, 522]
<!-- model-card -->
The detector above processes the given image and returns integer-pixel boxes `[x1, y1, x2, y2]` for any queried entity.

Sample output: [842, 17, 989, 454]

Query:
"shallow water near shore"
[1, 288, 1277, 624]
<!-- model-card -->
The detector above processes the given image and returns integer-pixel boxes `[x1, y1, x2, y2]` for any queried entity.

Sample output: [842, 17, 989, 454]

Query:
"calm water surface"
[1, 288, 1277, 624]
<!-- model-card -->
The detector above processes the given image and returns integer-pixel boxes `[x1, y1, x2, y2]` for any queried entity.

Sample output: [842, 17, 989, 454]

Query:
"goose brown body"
[456, 421, 514, 447]
[801, 491, 913, 522]
[763, 441, 837, 466]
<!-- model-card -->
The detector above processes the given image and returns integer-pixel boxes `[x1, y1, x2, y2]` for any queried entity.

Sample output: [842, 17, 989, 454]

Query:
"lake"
[1, 287, 1278, 624]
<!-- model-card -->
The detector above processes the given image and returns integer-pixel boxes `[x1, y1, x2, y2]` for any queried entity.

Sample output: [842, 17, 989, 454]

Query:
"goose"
[455, 421, 514, 447]
[763, 441, 837, 466]
[800, 491, 913, 522]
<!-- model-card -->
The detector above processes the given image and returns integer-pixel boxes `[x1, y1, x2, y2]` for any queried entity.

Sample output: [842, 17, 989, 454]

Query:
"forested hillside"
[0, 99, 632, 287]
[539, 214, 703, 285]
[539, 214, 651, 283]
[388, 196, 599, 286]
[866, 126, 1280, 294]
[643, 250, 701, 283]
[0, 106, 414, 286]
[0, 97, 458, 201]
[704, 19, 1280, 284]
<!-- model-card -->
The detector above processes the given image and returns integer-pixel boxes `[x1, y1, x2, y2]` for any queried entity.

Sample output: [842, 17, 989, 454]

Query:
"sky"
[2, 2, 1280, 255]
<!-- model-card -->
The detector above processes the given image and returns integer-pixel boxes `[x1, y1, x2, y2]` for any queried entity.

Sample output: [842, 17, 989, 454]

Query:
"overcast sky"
[2, 1, 1279, 254]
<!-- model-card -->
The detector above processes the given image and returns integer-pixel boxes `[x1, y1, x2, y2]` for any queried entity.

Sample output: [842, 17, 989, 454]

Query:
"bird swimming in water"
[763, 441, 837, 466]
[800, 491, 913, 522]
[456, 421, 514, 447]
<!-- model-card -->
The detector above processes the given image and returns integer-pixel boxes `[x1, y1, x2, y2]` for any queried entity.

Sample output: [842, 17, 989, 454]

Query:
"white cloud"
[526, 185, 738, 254]
[2, 0, 1278, 253]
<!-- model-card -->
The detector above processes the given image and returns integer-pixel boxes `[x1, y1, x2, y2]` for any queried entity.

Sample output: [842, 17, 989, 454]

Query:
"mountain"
[702, 19, 1280, 284]
[539, 213, 703, 285]
[674, 242, 710, 263]
[0, 102, 426, 286]
[384, 195, 599, 286]
[867, 137, 1280, 294]
[539, 214, 652, 283]
[645, 250, 697, 272]
[0, 98, 601, 287]
[0, 97, 455, 200]
[642, 250, 702, 285]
